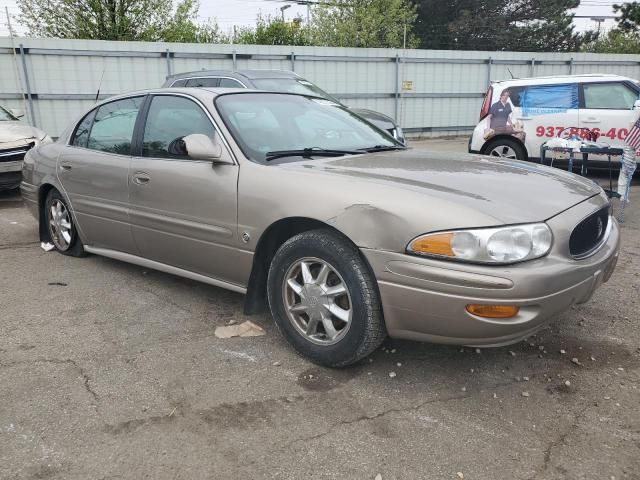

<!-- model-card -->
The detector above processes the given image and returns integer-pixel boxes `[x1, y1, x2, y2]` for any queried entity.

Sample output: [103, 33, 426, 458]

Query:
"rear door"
[58, 96, 144, 253]
[128, 94, 243, 285]
[579, 81, 639, 147]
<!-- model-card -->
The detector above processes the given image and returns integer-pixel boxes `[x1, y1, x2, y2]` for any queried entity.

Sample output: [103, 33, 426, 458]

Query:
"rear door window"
[582, 82, 638, 109]
[87, 97, 143, 155]
[170, 79, 188, 87]
[219, 78, 244, 88]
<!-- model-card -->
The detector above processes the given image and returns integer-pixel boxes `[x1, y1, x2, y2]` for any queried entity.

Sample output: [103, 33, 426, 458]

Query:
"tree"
[234, 14, 312, 46]
[614, 2, 640, 33]
[413, 0, 589, 51]
[310, 0, 419, 48]
[582, 30, 640, 54]
[16, 0, 215, 42]
[161, 0, 228, 43]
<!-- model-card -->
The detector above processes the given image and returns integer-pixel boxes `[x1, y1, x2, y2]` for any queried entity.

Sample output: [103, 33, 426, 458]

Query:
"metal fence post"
[569, 57, 574, 75]
[487, 56, 492, 86]
[394, 54, 400, 122]
[232, 50, 237, 71]
[165, 48, 172, 77]
[530, 57, 535, 77]
[18, 44, 36, 127]
[291, 51, 295, 71]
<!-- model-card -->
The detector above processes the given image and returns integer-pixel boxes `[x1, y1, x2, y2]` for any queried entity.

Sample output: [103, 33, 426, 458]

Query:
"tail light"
[479, 86, 493, 120]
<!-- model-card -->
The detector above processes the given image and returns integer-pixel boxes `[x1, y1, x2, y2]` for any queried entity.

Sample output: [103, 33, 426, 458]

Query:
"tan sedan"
[21, 89, 620, 366]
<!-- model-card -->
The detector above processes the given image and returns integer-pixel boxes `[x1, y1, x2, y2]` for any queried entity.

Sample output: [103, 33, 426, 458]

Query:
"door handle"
[59, 162, 72, 171]
[132, 172, 151, 185]
[516, 117, 532, 121]
[582, 118, 601, 124]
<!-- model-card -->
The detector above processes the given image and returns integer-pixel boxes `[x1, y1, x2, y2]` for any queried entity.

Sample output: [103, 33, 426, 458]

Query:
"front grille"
[0, 142, 34, 163]
[569, 207, 610, 258]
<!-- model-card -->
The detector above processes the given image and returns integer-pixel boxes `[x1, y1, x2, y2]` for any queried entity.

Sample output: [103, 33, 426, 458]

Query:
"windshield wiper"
[265, 148, 360, 162]
[358, 145, 407, 153]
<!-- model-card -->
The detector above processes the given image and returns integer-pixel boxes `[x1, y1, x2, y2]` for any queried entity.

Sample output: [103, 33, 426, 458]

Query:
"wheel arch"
[243, 216, 377, 315]
[481, 134, 528, 160]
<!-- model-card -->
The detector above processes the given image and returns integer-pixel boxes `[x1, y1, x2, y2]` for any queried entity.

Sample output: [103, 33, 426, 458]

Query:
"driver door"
[128, 94, 242, 285]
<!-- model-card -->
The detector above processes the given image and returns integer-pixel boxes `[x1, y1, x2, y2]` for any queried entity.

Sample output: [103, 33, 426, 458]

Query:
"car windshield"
[251, 78, 342, 105]
[215, 93, 400, 163]
[0, 106, 16, 121]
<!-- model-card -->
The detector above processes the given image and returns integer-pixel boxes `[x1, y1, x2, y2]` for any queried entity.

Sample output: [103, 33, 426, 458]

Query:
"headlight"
[407, 223, 553, 264]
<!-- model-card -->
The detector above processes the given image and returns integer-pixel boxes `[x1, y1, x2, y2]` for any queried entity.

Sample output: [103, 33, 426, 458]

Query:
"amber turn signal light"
[409, 233, 455, 256]
[466, 304, 520, 319]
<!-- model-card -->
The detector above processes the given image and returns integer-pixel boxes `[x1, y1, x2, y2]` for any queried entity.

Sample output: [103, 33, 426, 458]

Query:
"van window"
[520, 83, 578, 116]
[583, 82, 638, 110]
[185, 78, 219, 88]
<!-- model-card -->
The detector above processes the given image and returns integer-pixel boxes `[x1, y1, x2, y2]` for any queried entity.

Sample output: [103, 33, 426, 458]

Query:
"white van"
[468, 74, 640, 161]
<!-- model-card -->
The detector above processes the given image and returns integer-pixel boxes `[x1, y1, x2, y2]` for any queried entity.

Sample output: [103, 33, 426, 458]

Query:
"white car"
[0, 105, 52, 191]
[469, 74, 640, 162]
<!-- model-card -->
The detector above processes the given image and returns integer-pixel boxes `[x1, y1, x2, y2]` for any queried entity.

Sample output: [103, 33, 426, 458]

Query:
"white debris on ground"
[40, 242, 55, 252]
[214, 320, 266, 339]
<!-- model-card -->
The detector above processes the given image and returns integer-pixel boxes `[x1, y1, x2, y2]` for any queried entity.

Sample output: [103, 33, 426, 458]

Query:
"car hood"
[349, 108, 396, 130]
[281, 149, 601, 225]
[0, 121, 44, 145]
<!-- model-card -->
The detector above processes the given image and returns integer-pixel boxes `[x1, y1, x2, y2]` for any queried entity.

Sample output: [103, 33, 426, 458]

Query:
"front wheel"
[267, 229, 386, 367]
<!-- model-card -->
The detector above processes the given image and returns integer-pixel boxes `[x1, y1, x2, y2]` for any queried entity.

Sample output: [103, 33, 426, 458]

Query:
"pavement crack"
[0, 357, 99, 402]
[281, 381, 513, 450]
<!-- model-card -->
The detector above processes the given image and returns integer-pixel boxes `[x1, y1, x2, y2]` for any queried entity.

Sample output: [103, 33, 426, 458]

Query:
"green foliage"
[16, 0, 225, 42]
[234, 14, 312, 46]
[614, 2, 640, 33]
[310, 0, 419, 48]
[413, 0, 587, 51]
[582, 30, 640, 54]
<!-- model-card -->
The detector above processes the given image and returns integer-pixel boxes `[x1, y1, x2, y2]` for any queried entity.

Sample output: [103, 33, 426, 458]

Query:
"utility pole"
[5, 6, 28, 122]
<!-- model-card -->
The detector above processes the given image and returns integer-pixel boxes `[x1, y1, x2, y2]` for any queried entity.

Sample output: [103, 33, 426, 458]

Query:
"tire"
[44, 189, 85, 257]
[267, 229, 386, 367]
[483, 137, 527, 161]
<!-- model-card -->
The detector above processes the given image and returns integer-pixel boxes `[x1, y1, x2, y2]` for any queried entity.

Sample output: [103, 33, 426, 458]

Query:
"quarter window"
[71, 109, 96, 148]
[87, 97, 143, 155]
[142, 95, 217, 159]
[171, 79, 188, 87]
[583, 82, 638, 110]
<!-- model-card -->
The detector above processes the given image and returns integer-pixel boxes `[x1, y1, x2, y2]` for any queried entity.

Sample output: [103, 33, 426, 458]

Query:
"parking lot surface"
[1, 139, 639, 479]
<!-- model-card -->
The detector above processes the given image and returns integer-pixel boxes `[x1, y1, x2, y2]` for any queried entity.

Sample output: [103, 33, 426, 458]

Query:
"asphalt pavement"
[1, 140, 639, 479]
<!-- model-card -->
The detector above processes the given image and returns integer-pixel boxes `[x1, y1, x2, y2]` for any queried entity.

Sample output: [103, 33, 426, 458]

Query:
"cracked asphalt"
[1, 139, 639, 479]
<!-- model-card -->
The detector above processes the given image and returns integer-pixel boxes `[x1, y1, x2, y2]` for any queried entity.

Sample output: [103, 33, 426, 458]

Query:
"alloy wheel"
[489, 145, 517, 159]
[48, 199, 73, 251]
[282, 257, 352, 345]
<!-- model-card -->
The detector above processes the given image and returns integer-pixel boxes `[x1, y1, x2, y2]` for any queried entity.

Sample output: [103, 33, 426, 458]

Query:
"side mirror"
[182, 134, 232, 164]
[9, 108, 24, 119]
[634, 99, 640, 110]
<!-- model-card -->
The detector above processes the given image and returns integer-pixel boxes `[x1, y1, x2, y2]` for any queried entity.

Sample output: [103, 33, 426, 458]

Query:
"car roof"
[492, 74, 636, 88]
[166, 69, 300, 82]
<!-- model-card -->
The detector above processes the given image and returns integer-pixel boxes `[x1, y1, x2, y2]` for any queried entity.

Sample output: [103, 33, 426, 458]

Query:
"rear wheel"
[483, 137, 527, 161]
[45, 189, 85, 257]
[267, 229, 386, 367]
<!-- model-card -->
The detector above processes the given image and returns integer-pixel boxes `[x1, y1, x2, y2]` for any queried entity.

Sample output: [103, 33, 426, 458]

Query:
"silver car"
[21, 89, 620, 367]
[1, 105, 52, 190]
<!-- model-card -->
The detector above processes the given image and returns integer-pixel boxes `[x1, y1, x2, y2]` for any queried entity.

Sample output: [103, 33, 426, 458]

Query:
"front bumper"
[363, 196, 620, 347]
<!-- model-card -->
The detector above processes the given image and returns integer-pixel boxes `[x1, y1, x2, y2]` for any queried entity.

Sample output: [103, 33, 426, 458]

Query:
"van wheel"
[483, 138, 527, 161]
[267, 229, 386, 367]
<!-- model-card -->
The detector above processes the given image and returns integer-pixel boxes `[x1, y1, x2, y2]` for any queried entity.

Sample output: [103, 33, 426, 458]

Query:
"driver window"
[142, 95, 217, 159]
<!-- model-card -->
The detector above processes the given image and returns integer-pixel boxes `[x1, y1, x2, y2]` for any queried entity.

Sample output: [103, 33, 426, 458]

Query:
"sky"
[0, 0, 623, 38]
